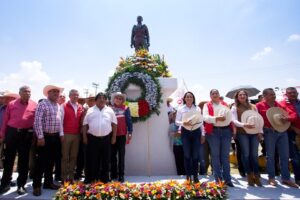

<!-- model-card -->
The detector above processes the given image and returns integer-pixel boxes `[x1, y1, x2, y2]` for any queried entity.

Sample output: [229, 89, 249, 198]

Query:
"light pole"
[83, 88, 89, 98]
[92, 82, 99, 95]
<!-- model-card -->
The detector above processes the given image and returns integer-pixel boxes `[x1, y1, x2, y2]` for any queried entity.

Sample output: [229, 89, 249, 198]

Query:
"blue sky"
[0, 0, 300, 102]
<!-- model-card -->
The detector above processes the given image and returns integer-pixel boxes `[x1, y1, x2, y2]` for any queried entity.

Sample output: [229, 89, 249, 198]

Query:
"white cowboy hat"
[2, 91, 20, 99]
[241, 110, 264, 134]
[182, 110, 203, 131]
[214, 105, 232, 127]
[266, 107, 291, 132]
[43, 85, 64, 97]
[86, 93, 95, 99]
[111, 92, 127, 104]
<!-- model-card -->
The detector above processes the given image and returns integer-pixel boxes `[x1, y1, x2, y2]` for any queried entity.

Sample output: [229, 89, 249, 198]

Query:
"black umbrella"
[226, 85, 260, 99]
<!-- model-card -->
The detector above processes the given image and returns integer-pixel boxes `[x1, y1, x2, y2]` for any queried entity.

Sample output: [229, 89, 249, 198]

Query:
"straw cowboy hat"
[266, 107, 291, 132]
[111, 92, 126, 104]
[241, 110, 264, 134]
[214, 105, 232, 127]
[167, 97, 173, 102]
[182, 110, 203, 131]
[1, 91, 20, 99]
[43, 85, 64, 97]
[86, 93, 95, 99]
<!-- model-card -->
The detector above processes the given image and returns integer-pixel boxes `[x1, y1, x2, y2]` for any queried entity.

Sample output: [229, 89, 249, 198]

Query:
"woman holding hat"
[203, 89, 233, 187]
[175, 91, 205, 183]
[231, 90, 263, 186]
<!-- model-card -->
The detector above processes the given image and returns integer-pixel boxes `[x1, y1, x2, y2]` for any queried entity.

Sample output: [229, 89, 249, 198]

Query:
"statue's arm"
[145, 25, 150, 46]
[131, 26, 135, 47]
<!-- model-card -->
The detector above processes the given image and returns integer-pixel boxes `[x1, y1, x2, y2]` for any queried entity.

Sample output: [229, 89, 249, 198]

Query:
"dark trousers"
[181, 127, 201, 177]
[287, 130, 300, 181]
[85, 134, 111, 183]
[32, 134, 60, 188]
[1, 126, 32, 187]
[234, 138, 245, 175]
[54, 140, 61, 180]
[111, 135, 126, 178]
[173, 145, 185, 175]
[75, 135, 85, 178]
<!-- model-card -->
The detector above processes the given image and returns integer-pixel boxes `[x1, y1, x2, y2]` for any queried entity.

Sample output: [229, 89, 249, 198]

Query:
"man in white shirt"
[82, 92, 117, 183]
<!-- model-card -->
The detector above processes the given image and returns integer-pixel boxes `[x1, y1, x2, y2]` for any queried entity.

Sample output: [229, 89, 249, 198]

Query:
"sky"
[0, 0, 300, 102]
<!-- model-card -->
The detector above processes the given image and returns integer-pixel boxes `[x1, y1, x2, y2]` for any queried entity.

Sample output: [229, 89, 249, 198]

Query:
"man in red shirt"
[280, 87, 300, 186]
[0, 86, 37, 195]
[256, 88, 298, 188]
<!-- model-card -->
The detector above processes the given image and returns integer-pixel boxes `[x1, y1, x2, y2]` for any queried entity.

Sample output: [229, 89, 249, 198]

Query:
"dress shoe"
[10, 181, 16, 187]
[247, 174, 255, 186]
[282, 180, 299, 188]
[0, 184, 10, 194]
[17, 186, 26, 195]
[33, 187, 41, 196]
[226, 182, 234, 187]
[268, 179, 277, 186]
[193, 176, 199, 183]
[186, 176, 191, 183]
[43, 183, 60, 190]
[118, 176, 124, 183]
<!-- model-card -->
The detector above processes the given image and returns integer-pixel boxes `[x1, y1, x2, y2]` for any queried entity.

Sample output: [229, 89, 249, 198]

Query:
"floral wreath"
[106, 49, 171, 123]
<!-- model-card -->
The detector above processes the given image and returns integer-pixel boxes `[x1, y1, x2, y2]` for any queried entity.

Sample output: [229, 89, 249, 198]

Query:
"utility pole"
[92, 82, 99, 95]
[83, 88, 89, 98]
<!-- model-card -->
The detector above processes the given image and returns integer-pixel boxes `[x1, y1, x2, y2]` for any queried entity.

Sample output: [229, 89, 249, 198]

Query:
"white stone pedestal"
[125, 78, 178, 176]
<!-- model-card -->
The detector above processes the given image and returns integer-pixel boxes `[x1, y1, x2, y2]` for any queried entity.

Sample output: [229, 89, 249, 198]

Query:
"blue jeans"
[206, 127, 232, 182]
[264, 128, 290, 180]
[237, 133, 259, 174]
[287, 130, 300, 181]
[181, 127, 202, 176]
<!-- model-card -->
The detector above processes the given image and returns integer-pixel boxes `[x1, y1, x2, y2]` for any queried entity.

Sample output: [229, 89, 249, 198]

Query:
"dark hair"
[95, 92, 107, 101]
[210, 89, 219, 95]
[286, 87, 297, 92]
[262, 88, 274, 96]
[234, 90, 251, 108]
[183, 91, 196, 106]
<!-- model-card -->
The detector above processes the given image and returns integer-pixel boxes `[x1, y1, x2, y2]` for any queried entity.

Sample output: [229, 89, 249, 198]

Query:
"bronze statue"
[131, 16, 150, 51]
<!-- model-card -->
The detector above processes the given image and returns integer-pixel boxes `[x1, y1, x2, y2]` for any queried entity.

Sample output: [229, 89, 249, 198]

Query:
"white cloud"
[251, 47, 272, 61]
[0, 61, 91, 101]
[287, 34, 300, 42]
[0, 61, 50, 100]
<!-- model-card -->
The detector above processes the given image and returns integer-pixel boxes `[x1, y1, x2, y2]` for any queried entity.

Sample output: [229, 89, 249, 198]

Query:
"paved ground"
[0, 173, 299, 200]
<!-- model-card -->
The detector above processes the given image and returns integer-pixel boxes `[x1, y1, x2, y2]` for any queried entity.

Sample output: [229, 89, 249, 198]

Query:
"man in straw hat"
[203, 89, 234, 187]
[110, 92, 133, 182]
[256, 88, 298, 188]
[32, 85, 64, 196]
[0, 86, 36, 195]
[75, 93, 95, 180]
[280, 87, 300, 186]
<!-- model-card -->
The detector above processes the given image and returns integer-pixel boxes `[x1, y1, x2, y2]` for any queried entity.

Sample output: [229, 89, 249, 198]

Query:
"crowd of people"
[168, 87, 300, 188]
[0, 85, 133, 196]
[0, 84, 299, 197]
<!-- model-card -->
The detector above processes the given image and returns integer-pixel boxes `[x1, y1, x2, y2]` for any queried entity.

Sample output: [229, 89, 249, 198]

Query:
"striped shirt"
[34, 99, 63, 139]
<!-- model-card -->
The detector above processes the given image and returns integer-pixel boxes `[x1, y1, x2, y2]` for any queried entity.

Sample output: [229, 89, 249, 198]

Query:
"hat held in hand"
[266, 107, 291, 132]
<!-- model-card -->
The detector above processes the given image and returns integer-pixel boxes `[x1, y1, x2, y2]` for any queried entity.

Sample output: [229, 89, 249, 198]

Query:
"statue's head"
[137, 16, 143, 23]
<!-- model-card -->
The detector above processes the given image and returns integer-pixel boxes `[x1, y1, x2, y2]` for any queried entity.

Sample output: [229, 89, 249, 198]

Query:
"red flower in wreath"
[138, 99, 150, 117]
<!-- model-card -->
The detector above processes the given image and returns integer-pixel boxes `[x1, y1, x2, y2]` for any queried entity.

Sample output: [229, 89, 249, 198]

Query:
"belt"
[44, 132, 59, 136]
[88, 133, 110, 138]
[213, 125, 230, 129]
[8, 126, 33, 133]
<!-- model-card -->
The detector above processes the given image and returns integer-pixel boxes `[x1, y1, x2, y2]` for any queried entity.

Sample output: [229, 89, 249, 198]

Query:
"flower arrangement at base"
[55, 180, 227, 200]
[106, 49, 171, 123]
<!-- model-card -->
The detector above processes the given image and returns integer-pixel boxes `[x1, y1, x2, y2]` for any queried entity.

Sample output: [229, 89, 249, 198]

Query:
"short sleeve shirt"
[83, 105, 117, 137]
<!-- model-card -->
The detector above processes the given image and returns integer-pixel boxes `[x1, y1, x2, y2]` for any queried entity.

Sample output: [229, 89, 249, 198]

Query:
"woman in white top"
[175, 92, 204, 183]
[231, 90, 263, 186]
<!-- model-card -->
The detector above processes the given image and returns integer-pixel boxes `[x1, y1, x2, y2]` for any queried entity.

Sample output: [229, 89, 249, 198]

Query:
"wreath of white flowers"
[108, 72, 159, 109]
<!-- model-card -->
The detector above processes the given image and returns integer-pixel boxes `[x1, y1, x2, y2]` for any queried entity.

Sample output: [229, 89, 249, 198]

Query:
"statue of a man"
[131, 16, 150, 51]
